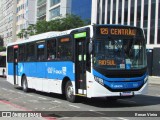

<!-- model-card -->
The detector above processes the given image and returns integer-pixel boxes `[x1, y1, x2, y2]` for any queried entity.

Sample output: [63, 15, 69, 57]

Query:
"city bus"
[0, 51, 6, 77]
[7, 24, 148, 102]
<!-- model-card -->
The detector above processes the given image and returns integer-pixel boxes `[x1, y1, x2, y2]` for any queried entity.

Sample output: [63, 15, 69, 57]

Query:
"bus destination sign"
[97, 27, 137, 36]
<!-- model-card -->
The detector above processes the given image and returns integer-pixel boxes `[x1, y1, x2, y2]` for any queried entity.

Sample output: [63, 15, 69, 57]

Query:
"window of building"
[19, 45, 25, 62]
[47, 39, 56, 60]
[50, 0, 60, 7]
[37, 42, 45, 61]
[57, 37, 72, 60]
[26, 43, 35, 61]
[50, 6, 60, 19]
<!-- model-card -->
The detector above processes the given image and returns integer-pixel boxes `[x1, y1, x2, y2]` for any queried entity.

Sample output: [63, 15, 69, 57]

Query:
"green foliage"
[17, 14, 89, 38]
[0, 46, 6, 52]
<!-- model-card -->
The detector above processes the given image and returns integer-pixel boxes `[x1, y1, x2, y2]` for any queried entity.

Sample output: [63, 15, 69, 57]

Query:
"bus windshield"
[93, 37, 147, 70]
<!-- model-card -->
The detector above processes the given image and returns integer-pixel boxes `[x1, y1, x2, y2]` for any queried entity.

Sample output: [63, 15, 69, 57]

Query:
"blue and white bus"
[7, 24, 148, 102]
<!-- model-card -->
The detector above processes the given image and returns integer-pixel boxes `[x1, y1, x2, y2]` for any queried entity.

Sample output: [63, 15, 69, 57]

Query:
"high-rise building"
[16, 0, 36, 40]
[0, 0, 36, 45]
[45, 0, 91, 21]
[91, 0, 160, 49]
[37, 0, 46, 21]
[0, 0, 16, 46]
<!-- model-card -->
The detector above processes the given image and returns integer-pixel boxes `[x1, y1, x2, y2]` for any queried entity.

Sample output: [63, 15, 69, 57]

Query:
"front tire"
[22, 76, 29, 92]
[65, 81, 76, 102]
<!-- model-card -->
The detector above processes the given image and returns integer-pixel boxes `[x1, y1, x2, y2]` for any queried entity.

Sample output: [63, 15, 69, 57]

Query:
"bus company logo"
[18, 63, 24, 74]
[47, 67, 67, 75]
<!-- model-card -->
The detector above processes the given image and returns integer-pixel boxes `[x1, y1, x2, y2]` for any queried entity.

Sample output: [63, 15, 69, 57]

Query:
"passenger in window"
[48, 53, 52, 60]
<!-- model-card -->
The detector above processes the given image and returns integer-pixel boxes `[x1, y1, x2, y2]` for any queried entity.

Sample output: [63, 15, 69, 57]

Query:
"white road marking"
[38, 97, 47, 100]
[9, 90, 15, 92]
[48, 106, 60, 109]
[51, 100, 62, 104]
[69, 104, 80, 109]
[118, 117, 129, 120]
[17, 92, 23, 95]
[2, 88, 7, 91]
[26, 94, 33, 97]
[89, 110, 105, 115]
[14, 97, 22, 100]
[100, 117, 114, 120]
[58, 117, 70, 120]
[28, 100, 39, 103]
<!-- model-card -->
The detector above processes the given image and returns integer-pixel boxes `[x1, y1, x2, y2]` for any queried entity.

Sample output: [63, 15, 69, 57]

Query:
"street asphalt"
[0, 76, 160, 119]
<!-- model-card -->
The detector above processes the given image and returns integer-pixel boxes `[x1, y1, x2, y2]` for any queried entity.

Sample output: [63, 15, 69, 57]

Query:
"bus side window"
[19, 45, 25, 62]
[37, 43, 45, 61]
[47, 39, 56, 60]
[26, 43, 35, 61]
[7, 47, 13, 62]
[57, 37, 72, 60]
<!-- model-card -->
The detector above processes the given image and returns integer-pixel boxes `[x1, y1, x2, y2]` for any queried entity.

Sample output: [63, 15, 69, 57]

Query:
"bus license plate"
[120, 92, 133, 96]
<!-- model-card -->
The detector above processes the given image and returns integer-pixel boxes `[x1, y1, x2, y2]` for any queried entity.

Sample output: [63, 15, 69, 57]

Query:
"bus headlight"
[144, 75, 148, 83]
[94, 76, 104, 86]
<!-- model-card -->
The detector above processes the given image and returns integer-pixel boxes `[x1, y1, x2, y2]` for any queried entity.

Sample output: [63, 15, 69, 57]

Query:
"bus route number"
[100, 28, 109, 35]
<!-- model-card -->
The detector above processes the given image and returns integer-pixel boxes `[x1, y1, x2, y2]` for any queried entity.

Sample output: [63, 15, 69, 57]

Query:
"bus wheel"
[65, 81, 76, 102]
[22, 76, 28, 92]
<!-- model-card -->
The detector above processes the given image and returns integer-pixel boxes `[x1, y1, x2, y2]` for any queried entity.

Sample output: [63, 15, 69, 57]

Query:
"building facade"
[16, 0, 36, 40]
[92, 0, 160, 49]
[0, 0, 16, 46]
[46, 0, 91, 21]
[0, 0, 36, 45]
[37, 0, 46, 21]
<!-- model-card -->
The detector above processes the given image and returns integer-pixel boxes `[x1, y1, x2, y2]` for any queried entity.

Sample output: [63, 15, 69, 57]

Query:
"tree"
[17, 14, 88, 38]
[27, 24, 36, 36]
[0, 36, 4, 46]
[35, 20, 49, 34]
[17, 29, 27, 39]
[0, 36, 5, 52]
[60, 14, 86, 30]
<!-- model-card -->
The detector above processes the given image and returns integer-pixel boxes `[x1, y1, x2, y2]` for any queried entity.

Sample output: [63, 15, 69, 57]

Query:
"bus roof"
[7, 25, 92, 47]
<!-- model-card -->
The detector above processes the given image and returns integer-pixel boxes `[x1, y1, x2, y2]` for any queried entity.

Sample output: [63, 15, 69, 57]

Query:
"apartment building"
[16, 0, 36, 40]
[37, 0, 46, 21]
[0, 0, 15, 46]
[0, 0, 36, 45]
[45, 0, 91, 21]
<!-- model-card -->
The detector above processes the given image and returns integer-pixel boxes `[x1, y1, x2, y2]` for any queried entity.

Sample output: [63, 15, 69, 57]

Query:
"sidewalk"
[148, 76, 160, 85]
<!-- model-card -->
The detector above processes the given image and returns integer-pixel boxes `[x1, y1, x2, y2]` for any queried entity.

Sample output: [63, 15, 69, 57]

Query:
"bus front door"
[75, 38, 87, 95]
[13, 48, 18, 85]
